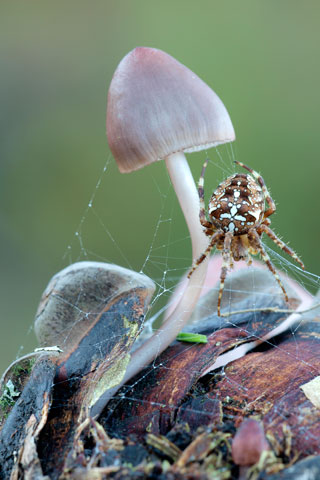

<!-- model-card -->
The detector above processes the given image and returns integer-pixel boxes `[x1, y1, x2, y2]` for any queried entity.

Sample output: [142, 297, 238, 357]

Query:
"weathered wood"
[0, 355, 56, 478]
[0, 262, 155, 479]
[38, 288, 151, 478]
[1, 264, 319, 479]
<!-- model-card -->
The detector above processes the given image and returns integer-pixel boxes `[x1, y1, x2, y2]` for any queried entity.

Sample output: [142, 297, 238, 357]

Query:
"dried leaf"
[300, 375, 320, 408]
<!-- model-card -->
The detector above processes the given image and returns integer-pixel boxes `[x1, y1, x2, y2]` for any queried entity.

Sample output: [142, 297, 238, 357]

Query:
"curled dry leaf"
[0, 262, 155, 479]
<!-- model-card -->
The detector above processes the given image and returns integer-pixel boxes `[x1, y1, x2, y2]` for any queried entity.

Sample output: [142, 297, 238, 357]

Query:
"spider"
[188, 160, 305, 316]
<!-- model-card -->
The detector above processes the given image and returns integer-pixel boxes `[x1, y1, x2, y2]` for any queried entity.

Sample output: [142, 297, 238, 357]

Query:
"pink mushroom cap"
[107, 47, 235, 173]
[232, 418, 269, 466]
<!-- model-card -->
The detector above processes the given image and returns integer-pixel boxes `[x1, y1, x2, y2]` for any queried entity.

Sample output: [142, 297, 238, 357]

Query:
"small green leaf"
[176, 332, 208, 344]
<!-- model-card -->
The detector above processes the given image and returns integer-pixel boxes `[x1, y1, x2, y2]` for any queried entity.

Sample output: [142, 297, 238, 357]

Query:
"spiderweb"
[5, 144, 320, 468]
[43, 142, 318, 425]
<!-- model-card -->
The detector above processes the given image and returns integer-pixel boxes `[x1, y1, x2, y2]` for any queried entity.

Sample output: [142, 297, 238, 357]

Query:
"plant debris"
[1, 264, 319, 479]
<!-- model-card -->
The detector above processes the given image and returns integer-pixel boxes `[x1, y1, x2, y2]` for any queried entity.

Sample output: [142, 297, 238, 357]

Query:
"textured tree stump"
[1, 263, 319, 479]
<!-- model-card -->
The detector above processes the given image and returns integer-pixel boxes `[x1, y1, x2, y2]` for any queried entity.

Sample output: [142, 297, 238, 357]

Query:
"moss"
[11, 357, 36, 380]
[0, 379, 20, 418]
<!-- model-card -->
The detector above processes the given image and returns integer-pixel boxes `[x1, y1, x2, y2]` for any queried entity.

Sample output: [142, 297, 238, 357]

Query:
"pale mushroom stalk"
[91, 153, 209, 417]
[93, 47, 235, 417]
[123, 153, 209, 370]
[165, 152, 209, 259]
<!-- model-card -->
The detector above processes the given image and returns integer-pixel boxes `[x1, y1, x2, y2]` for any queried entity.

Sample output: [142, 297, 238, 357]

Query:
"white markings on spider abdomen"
[209, 173, 264, 234]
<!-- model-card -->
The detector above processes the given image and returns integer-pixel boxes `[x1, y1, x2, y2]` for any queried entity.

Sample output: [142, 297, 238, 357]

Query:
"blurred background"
[0, 0, 319, 374]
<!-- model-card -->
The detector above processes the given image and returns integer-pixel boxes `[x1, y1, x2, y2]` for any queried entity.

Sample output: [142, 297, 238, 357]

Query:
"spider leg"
[235, 160, 276, 219]
[217, 231, 233, 316]
[198, 159, 214, 230]
[258, 224, 305, 269]
[247, 228, 289, 303]
[188, 230, 223, 279]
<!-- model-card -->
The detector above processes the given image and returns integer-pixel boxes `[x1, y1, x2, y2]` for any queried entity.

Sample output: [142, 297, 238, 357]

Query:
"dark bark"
[1, 264, 319, 479]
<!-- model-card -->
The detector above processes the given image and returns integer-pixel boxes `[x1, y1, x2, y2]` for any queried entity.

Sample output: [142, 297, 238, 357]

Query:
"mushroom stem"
[91, 152, 209, 417]
[165, 152, 208, 258]
[129, 152, 209, 361]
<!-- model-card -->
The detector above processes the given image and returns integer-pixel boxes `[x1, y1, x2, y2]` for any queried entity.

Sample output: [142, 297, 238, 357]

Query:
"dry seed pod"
[11, 262, 156, 476]
[34, 261, 155, 351]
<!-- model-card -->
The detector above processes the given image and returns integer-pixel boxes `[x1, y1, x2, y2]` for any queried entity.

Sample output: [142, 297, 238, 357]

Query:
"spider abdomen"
[208, 173, 264, 235]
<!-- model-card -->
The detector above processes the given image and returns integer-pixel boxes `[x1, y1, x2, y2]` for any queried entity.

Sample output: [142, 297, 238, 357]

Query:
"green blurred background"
[0, 1, 319, 374]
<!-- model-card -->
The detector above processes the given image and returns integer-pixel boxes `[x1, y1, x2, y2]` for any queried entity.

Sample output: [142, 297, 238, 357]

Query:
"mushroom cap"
[107, 47, 235, 173]
[232, 418, 269, 466]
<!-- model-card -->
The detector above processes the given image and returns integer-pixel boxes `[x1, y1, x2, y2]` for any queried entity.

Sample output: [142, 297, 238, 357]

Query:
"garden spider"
[188, 160, 304, 316]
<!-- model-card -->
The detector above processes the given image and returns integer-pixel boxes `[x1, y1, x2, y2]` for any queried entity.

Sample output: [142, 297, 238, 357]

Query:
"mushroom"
[232, 418, 269, 467]
[93, 47, 234, 416]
